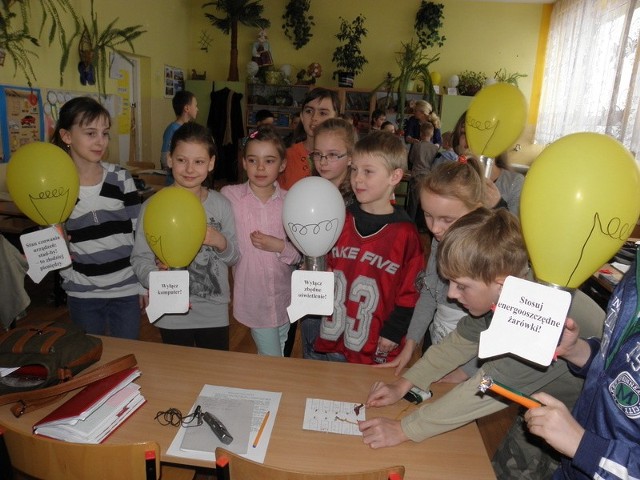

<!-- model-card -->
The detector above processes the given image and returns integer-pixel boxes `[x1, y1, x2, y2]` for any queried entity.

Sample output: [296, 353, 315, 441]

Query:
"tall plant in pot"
[331, 14, 367, 88]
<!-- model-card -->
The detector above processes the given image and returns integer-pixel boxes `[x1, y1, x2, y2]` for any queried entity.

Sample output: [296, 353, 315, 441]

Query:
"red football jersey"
[314, 211, 424, 364]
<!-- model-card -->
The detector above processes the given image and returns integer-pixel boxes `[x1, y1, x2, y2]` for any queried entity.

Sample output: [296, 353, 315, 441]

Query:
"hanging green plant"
[79, 0, 146, 98]
[282, 0, 314, 50]
[0, 0, 80, 87]
[414, 1, 446, 50]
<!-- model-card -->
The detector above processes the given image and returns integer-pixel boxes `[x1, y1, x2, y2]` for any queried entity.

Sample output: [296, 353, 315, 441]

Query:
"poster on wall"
[164, 65, 185, 98]
[0, 85, 44, 162]
[42, 90, 116, 142]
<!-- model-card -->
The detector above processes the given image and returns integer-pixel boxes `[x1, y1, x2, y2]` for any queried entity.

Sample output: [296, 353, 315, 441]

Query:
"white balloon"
[282, 177, 346, 257]
[448, 75, 459, 88]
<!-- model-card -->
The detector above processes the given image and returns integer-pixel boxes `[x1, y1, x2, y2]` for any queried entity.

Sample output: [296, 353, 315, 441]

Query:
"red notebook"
[33, 367, 144, 443]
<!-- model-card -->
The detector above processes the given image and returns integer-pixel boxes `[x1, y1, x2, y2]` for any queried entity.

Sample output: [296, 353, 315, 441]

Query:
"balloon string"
[567, 212, 631, 286]
[481, 119, 500, 157]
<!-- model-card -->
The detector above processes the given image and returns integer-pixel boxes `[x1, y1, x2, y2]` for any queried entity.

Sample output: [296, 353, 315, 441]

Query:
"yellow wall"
[0, 0, 545, 166]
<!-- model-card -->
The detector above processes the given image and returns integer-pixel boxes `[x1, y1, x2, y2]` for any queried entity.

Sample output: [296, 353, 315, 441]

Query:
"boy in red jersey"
[311, 131, 424, 364]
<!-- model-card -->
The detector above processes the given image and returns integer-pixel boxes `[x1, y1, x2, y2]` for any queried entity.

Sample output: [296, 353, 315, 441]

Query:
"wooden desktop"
[0, 337, 496, 480]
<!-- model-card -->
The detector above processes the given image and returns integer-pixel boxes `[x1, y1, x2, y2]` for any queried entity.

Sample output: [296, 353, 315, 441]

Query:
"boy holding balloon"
[131, 122, 239, 350]
[311, 131, 424, 364]
[523, 251, 640, 479]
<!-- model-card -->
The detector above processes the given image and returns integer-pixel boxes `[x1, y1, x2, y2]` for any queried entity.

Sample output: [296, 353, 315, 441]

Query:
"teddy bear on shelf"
[295, 63, 322, 85]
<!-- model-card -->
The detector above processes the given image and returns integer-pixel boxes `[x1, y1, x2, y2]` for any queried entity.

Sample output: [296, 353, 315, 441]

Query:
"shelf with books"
[245, 83, 310, 133]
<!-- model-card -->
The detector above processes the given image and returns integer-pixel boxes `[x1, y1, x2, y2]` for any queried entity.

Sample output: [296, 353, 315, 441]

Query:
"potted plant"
[0, 0, 80, 87]
[493, 68, 527, 86]
[332, 14, 367, 88]
[281, 0, 314, 50]
[79, 0, 146, 98]
[414, 1, 446, 50]
[372, 39, 439, 129]
[457, 70, 487, 96]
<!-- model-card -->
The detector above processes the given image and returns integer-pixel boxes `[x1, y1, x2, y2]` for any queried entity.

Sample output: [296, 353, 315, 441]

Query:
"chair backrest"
[215, 448, 405, 480]
[0, 424, 160, 480]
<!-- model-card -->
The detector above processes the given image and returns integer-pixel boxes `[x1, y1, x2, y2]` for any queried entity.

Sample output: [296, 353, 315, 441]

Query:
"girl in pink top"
[221, 127, 301, 356]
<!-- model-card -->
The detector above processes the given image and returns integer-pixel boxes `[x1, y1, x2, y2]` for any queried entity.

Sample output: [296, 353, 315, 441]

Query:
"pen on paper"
[252, 411, 270, 448]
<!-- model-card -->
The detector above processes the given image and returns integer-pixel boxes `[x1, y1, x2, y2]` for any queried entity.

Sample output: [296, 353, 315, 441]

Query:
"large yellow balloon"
[465, 83, 527, 158]
[143, 187, 207, 268]
[6, 142, 79, 226]
[430, 71, 442, 86]
[521, 133, 640, 288]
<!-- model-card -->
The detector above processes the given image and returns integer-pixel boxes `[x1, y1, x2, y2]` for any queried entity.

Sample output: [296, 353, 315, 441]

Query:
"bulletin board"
[0, 85, 45, 162]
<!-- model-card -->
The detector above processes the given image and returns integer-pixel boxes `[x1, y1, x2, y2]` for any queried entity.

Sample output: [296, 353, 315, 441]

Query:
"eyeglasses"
[309, 151, 349, 163]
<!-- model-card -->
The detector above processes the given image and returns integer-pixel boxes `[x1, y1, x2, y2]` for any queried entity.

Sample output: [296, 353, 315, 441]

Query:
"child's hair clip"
[249, 130, 260, 139]
[458, 155, 467, 164]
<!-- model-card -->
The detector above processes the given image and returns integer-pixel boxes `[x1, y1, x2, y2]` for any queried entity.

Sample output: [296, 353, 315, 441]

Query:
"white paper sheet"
[166, 385, 281, 464]
[303, 398, 365, 436]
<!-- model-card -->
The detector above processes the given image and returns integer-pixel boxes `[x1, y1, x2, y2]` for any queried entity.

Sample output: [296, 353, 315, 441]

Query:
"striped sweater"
[60, 162, 141, 298]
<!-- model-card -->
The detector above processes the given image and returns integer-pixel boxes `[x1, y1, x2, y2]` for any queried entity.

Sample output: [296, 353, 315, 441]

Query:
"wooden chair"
[215, 447, 405, 480]
[0, 423, 195, 480]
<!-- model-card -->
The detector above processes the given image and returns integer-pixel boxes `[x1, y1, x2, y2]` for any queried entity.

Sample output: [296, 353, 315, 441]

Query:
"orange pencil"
[478, 375, 543, 409]
[252, 411, 270, 448]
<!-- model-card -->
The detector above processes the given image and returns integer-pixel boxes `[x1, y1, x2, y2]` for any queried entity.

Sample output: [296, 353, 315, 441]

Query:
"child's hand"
[374, 339, 415, 376]
[250, 230, 284, 253]
[366, 378, 413, 408]
[524, 392, 585, 458]
[359, 417, 409, 449]
[204, 225, 227, 251]
[554, 317, 591, 367]
[155, 258, 168, 271]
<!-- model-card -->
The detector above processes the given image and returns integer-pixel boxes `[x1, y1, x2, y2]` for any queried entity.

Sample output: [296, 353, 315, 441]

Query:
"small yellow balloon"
[521, 133, 640, 288]
[430, 71, 442, 86]
[6, 142, 79, 226]
[465, 83, 527, 158]
[143, 187, 207, 268]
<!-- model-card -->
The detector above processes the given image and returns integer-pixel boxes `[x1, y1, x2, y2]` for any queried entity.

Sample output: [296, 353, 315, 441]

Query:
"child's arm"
[210, 193, 240, 266]
[250, 231, 301, 265]
[129, 203, 158, 288]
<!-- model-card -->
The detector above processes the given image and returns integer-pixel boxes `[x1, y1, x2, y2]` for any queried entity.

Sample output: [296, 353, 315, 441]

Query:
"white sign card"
[20, 227, 71, 283]
[287, 270, 334, 322]
[479, 276, 572, 366]
[146, 270, 190, 323]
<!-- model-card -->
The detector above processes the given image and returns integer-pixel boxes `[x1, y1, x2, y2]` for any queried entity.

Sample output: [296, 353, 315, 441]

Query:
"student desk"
[0, 337, 496, 480]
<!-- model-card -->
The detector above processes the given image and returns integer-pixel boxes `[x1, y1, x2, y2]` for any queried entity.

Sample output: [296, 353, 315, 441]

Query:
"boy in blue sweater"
[525, 247, 640, 479]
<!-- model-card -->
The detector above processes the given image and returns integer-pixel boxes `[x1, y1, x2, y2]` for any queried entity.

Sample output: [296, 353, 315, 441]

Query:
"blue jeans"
[302, 316, 346, 362]
[66, 295, 140, 340]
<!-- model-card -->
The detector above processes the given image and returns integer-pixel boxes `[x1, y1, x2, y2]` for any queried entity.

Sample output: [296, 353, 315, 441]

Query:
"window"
[536, 0, 640, 160]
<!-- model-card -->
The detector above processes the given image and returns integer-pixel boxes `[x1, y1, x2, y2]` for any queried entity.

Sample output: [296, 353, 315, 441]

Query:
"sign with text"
[146, 270, 189, 323]
[479, 276, 571, 366]
[287, 271, 334, 322]
[21, 227, 71, 283]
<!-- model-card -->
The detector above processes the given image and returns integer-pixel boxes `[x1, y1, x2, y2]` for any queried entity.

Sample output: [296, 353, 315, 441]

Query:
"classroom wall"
[0, 0, 545, 167]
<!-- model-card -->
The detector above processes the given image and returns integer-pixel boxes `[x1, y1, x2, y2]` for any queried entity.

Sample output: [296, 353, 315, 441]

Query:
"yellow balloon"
[521, 133, 640, 288]
[143, 187, 207, 268]
[6, 142, 79, 226]
[465, 83, 527, 158]
[430, 71, 442, 86]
